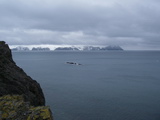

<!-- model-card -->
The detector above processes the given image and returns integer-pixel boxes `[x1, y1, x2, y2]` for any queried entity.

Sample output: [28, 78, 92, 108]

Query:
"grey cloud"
[0, 0, 160, 49]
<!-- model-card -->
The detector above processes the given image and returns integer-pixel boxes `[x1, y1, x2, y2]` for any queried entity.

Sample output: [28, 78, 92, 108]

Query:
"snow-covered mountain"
[11, 46, 30, 51]
[54, 45, 123, 51]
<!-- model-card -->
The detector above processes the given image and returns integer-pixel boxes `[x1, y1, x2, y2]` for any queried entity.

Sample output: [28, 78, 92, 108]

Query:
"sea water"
[12, 51, 160, 120]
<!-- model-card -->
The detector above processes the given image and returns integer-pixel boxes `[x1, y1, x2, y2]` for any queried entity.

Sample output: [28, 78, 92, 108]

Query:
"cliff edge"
[0, 41, 53, 119]
[0, 41, 45, 106]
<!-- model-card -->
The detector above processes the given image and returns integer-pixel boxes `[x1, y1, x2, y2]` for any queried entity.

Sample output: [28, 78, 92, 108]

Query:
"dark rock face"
[0, 41, 45, 106]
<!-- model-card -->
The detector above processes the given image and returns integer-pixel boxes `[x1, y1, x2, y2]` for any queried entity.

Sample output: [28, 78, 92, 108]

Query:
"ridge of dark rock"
[0, 41, 45, 106]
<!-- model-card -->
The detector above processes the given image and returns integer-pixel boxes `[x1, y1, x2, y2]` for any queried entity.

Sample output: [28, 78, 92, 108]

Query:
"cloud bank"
[0, 0, 160, 50]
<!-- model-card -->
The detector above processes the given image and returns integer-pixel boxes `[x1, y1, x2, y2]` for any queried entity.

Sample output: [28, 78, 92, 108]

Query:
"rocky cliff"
[0, 41, 45, 106]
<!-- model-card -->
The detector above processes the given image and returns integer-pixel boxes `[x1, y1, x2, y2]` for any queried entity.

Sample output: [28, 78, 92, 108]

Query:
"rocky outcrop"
[66, 62, 82, 65]
[0, 41, 45, 106]
[0, 95, 53, 120]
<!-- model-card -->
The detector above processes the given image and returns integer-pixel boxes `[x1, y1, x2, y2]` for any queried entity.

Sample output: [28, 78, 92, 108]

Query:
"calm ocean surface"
[12, 51, 160, 120]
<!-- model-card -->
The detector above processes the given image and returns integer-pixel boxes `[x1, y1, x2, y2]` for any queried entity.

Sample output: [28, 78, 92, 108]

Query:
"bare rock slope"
[0, 41, 45, 106]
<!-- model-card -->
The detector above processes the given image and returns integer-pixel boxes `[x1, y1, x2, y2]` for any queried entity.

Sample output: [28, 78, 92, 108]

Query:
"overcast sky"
[0, 0, 160, 50]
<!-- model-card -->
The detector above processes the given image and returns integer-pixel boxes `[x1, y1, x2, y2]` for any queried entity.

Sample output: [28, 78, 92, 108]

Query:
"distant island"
[11, 47, 50, 51]
[100, 46, 123, 51]
[32, 47, 50, 51]
[11, 45, 123, 51]
[11, 46, 30, 51]
[55, 45, 123, 51]
[54, 47, 79, 51]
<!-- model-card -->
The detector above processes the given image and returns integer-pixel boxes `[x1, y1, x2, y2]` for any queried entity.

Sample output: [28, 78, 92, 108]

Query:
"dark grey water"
[12, 51, 160, 120]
